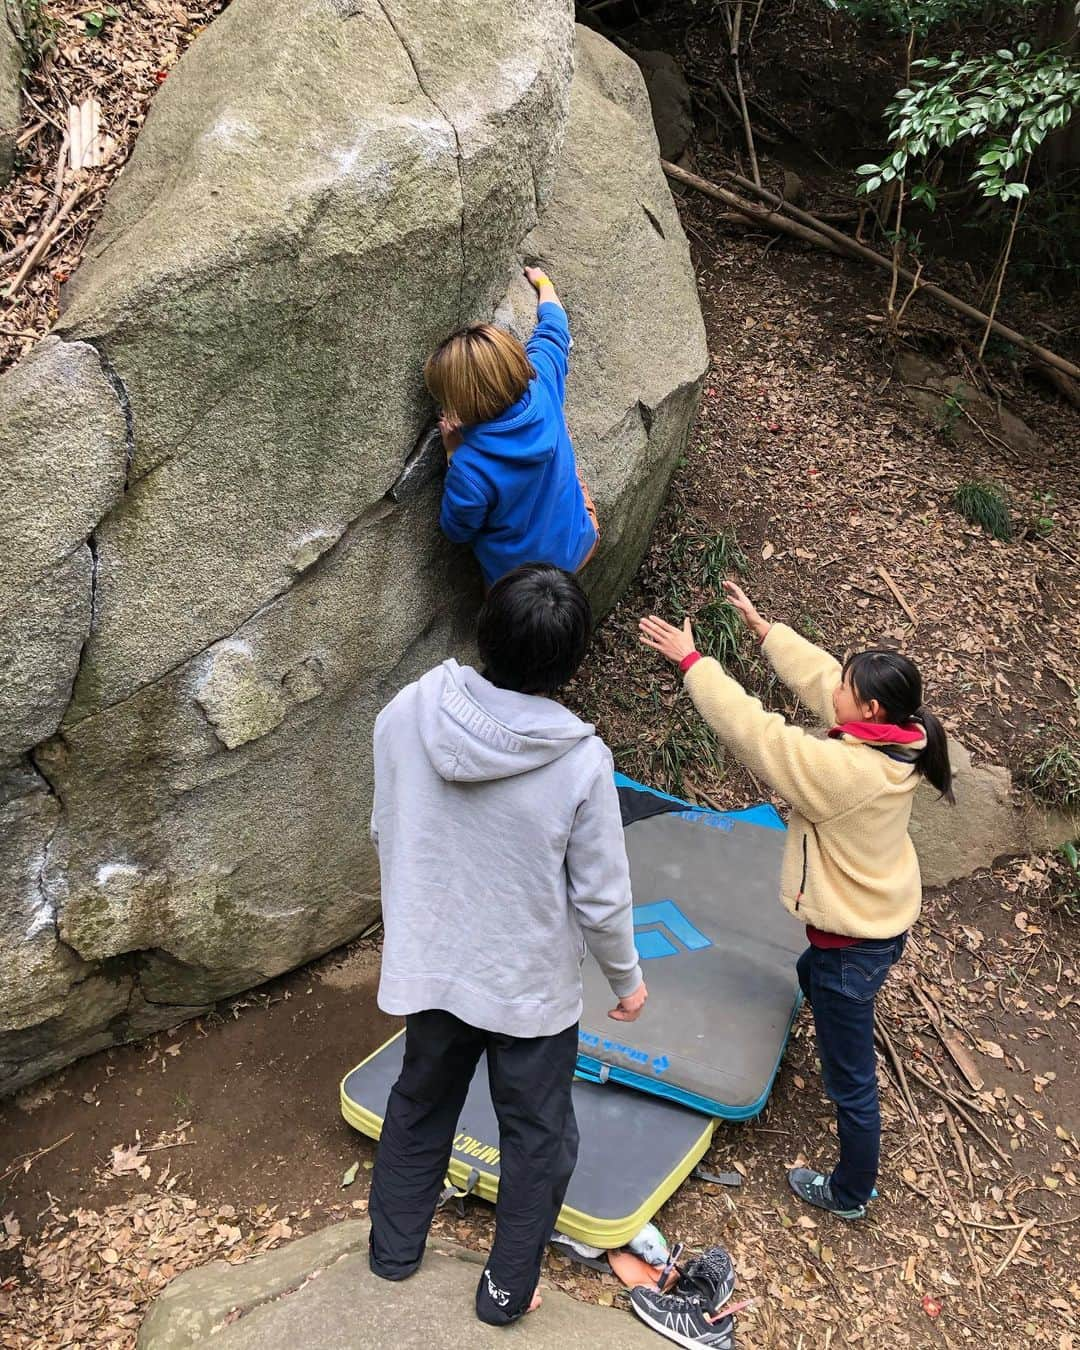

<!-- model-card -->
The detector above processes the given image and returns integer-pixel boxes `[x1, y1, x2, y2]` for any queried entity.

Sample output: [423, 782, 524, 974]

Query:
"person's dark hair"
[843, 649, 955, 803]
[477, 564, 592, 696]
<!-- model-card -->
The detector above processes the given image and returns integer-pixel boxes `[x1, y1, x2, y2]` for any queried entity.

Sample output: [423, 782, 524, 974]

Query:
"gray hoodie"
[372, 659, 642, 1039]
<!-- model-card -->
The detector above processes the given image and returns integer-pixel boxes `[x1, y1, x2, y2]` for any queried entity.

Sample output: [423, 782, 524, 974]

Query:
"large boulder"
[0, 8, 707, 1094]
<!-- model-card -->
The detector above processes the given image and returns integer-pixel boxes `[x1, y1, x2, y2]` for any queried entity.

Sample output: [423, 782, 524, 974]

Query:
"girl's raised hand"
[722, 581, 770, 642]
[639, 615, 696, 665]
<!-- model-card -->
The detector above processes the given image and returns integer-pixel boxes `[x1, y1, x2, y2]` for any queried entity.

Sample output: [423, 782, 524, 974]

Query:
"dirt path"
[1, 941, 395, 1245]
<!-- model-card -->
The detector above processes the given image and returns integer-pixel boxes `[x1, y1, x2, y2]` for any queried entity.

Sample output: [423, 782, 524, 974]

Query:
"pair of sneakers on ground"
[631, 1168, 866, 1348]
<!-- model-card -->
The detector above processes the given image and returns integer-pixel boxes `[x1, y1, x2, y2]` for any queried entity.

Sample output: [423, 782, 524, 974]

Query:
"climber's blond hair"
[424, 324, 534, 427]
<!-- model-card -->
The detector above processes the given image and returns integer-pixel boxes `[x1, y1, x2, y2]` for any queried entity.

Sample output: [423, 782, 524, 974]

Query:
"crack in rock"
[375, 0, 467, 322]
[23, 750, 73, 955]
[86, 337, 136, 485]
[63, 493, 398, 731]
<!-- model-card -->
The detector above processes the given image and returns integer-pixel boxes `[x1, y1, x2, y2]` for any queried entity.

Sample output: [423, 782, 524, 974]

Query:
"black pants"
[368, 1010, 579, 1326]
[796, 935, 906, 1208]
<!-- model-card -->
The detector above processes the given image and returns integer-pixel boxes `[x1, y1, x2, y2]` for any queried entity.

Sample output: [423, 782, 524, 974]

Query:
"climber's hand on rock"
[524, 266, 559, 307]
[439, 416, 462, 457]
[524, 265, 550, 291]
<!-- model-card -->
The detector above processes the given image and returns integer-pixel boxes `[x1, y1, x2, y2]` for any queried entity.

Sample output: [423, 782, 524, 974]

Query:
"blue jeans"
[796, 935, 906, 1208]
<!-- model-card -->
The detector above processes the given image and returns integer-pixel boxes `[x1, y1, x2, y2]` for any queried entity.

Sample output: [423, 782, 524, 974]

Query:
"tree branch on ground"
[663, 159, 1080, 383]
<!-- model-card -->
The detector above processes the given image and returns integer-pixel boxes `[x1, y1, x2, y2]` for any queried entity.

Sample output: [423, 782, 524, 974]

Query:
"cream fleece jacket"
[683, 624, 923, 938]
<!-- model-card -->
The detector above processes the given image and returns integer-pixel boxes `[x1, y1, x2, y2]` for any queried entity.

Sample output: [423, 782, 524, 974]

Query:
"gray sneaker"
[629, 1246, 737, 1349]
[787, 1167, 867, 1220]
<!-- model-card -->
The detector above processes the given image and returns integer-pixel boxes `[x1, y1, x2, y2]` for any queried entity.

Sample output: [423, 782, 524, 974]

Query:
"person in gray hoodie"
[368, 563, 647, 1326]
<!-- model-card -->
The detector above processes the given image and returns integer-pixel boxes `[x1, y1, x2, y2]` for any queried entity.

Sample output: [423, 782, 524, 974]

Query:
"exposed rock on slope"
[0, 8, 709, 1094]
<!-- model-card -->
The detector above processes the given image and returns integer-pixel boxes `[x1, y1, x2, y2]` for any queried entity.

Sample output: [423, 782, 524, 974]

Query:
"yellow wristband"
[532, 273, 552, 290]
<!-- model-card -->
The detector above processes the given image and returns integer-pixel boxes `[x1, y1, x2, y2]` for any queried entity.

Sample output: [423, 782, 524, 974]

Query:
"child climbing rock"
[426, 267, 599, 586]
[369, 564, 646, 1325]
[639, 582, 953, 1220]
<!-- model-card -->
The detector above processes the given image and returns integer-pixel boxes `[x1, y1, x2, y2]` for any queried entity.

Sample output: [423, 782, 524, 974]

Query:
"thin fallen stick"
[1040, 535, 1080, 571]
[16, 117, 47, 148]
[910, 983, 984, 1092]
[0, 131, 67, 267]
[992, 1217, 1037, 1279]
[6, 179, 92, 299]
[955, 1216, 1040, 1232]
[875, 1016, 985, 1303]
[727, 2, 761, 188]
[0, 1132, 74, 1185]
[662, 160, 1080, 382]
[905, 1065, 1011, 1165]
[662, 161, 844, 255]
[22, 88, 67, 135]
[902, 382, 1017, 459]
[944, 1105, 975, 1196]
[876, 565, 917, 627]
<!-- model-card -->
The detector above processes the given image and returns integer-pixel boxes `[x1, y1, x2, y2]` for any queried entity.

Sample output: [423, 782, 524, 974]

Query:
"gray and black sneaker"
[630, 1246, 737, 1348]
[787, 1167, 867, 1220]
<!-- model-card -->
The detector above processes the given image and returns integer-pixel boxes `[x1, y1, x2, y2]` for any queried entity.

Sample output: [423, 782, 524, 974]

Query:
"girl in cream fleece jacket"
[640, 581, 953, 1220]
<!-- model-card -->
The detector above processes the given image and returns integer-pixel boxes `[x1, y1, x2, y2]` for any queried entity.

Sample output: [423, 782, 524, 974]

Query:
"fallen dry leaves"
[1, 0, 230, 374]
[0, 1183, 298, 1348]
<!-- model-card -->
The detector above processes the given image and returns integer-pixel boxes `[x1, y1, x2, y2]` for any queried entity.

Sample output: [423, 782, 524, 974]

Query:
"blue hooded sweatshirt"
[439, 302, 597, 586]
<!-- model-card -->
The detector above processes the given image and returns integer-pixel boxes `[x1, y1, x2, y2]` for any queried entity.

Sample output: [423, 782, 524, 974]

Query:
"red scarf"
[828, 720, 925, 745]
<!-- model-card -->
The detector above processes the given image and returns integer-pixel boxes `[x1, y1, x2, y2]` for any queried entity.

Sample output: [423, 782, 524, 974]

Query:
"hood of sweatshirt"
[459, 379, 552, 467]
[416, 659, 595, 782]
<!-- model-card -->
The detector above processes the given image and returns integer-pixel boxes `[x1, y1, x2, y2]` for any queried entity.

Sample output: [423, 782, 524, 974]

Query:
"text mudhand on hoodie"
[372, 660, 642, 1040]
[438, 303, 597, 586]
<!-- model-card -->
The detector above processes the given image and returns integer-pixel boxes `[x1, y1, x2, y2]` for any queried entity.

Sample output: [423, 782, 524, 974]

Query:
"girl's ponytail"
[912, 706, 955, 803]
[844, 649, 955, 803]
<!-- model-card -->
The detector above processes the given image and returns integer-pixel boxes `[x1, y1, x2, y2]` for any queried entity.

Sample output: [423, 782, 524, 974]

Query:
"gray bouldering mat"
[576, 777, 804, 1119]
[341, 1030, 714, 1249]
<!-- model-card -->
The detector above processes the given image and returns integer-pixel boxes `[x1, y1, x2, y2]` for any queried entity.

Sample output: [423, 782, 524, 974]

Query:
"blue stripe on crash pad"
[576, 979, 803, 1122]
[614, 772, 785, 832]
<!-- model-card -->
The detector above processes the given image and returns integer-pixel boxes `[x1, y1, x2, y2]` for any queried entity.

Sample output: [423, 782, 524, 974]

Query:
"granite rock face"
[1, 10, 711, 1094]
[0, 8, 21, 187]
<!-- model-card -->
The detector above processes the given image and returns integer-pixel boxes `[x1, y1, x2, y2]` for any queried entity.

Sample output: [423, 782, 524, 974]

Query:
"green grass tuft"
[697, 594, 745, 668]
[668, 528, 748, 597]
[1026, 743, 1080, 812]
[953, 480, 1013, 541]
[1055, 842, 1080, 918]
